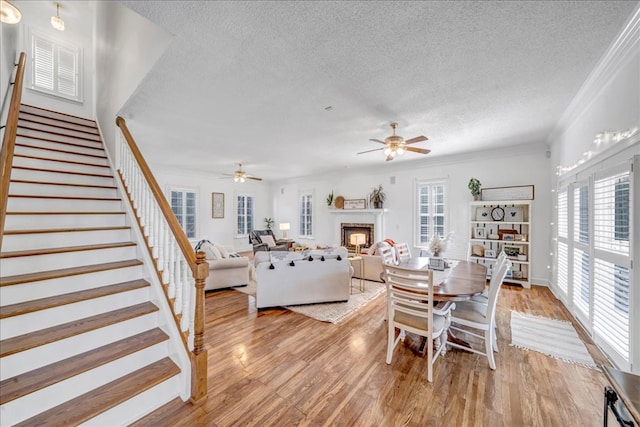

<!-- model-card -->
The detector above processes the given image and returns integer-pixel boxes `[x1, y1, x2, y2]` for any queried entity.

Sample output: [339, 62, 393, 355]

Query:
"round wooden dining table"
[397, 258, 488, 301]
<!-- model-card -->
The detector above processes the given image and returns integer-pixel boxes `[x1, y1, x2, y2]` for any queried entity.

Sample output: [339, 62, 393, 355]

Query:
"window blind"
[417, 183, 446, 245]
[594, 259, 629, 360]
[31, 33, 81, 101]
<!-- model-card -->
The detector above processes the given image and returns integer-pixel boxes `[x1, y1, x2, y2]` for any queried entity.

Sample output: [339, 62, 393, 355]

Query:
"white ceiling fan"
[221, 163, 262, 182]
[358, 122, 430, 161]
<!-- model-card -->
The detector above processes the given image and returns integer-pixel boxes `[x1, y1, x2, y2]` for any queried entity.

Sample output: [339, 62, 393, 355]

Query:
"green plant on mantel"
[264, 217, 274, 230]
[326, 191, 334, 206]
[369, 184, 386, 209]
[468, 178, 481, 200]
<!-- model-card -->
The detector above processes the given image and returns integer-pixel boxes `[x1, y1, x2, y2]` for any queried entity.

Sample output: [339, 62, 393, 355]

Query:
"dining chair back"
[447, 259, 511, 370]
[394, 242, 411, 263]
[384, 263, 451, 382]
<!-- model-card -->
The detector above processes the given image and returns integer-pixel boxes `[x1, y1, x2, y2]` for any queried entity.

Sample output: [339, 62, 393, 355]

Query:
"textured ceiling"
[117, 1, 638, 181]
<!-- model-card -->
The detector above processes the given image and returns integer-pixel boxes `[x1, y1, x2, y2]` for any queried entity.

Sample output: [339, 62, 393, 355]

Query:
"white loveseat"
[254, 247, 353, 309]
[195, 240, 251, 291]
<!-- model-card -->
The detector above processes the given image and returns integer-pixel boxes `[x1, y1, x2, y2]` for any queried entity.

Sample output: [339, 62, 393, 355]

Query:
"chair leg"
[427, 333, 434, 383]
[486, 329, 496, 370]
[386, 323, 395, 364]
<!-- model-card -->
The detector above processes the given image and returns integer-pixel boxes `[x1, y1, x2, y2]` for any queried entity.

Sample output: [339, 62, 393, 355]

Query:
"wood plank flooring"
[134, 284, 610, 426]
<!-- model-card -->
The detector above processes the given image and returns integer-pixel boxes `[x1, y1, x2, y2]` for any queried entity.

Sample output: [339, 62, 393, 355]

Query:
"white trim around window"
[169, 187, 198, 240]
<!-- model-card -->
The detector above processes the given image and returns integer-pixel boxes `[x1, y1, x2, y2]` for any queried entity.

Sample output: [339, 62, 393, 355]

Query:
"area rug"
[233, 280, 386, 324]
[510, 311, 598, 369]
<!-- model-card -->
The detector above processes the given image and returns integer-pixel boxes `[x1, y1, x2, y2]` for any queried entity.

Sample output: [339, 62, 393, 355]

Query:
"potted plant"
[369, 184, 386, 209]
[468, 178, 481, 201]
[326, 191, 334, 207]
[264, 217, 274, 230]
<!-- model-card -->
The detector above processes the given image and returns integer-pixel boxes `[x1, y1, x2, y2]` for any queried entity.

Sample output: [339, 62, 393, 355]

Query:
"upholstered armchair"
[249, 230, 289, 253]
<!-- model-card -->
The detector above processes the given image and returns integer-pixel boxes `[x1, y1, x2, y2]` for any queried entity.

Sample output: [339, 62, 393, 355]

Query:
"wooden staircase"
[0, 105, 185, 425]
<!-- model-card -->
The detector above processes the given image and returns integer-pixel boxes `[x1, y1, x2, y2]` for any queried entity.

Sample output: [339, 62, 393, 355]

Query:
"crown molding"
[548, 3, 640, 142]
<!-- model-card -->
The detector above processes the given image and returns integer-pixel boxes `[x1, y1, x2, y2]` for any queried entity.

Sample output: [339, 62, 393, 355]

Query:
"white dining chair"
[472, 250, 507, 303]
[384, 263, 454, 382]
[446, 259, 511, 370]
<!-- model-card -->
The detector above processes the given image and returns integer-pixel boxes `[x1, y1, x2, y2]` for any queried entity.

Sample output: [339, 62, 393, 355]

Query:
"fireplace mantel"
[330, 209, 387, 243]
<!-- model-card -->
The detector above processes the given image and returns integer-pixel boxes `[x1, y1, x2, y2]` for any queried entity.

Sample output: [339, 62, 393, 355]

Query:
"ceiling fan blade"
[358, 147, 385, 155]
[246, 176, 263, 181]
[369, 138, 386, 145]
[405, 146, 431, 155]
[404, 135, 428, 144]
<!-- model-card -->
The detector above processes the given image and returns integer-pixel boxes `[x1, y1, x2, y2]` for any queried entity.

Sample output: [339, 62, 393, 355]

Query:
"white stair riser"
[14, 145, 109, 166]
[8, 182, 118, 198]
[10, 168, 115, 187]
[7, 197, 123, 212]
[4, 213, 127, 230]
[1, 286, 151, 340]
[18, 114, 99, 134]
[16, 136, 106, 157]
[17, 128, 102, 148]
[13, 156, 111, 176]
[0, 341, 170, 427]
[0, 264, 144, 305]
[82, 374, 181, 427]
[0, 313, 160, 380]
[18, 120, 101, 141]
[20, 107, 96, 128]
[1, 245, 138, 276]
[2, 228, 132, 252]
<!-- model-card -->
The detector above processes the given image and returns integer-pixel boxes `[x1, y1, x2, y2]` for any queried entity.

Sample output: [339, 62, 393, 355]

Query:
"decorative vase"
[373, 201, 383, 209]
[473, 194, 481, 201]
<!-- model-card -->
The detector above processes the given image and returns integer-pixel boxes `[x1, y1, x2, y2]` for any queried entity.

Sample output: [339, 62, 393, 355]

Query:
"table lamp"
[279, 222, 291, 239]
[349, 233, 366, 255]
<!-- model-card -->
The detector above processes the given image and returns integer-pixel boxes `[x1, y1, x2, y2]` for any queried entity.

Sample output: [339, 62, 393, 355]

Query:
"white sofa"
[195, 240, 251, 291]
[254, 247, 353, 309]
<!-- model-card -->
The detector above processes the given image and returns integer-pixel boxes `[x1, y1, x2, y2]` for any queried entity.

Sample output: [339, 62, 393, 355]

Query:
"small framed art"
[212, 192, 224, 218]
[475, 207, 491, 221]
[474, 228, 486, 239]
[504, 206, 524, 222]
[504, 245, 520, 257]
[503, 234, 515, 242]
[343, 199, 366, 209]
[485, 249, 497, 258]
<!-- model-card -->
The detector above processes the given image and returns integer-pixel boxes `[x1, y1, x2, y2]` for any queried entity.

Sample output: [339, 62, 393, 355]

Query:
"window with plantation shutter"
[558, 191, 568, 239]
[416, 181, 446, 245]
[299, 193, 313, 237]
[170, 189, 197, 239]
[31, 32, 82, 102]
[555, 190, 569, 297]
[236, 194, 254, 236]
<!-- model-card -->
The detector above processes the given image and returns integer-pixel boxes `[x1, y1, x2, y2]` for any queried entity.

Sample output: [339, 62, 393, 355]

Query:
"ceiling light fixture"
[1, 0, 22, 24]
[51, 3, 64, 31]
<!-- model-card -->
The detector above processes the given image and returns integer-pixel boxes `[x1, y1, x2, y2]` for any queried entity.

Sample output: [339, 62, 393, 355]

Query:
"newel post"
[190, 251, 209, 402]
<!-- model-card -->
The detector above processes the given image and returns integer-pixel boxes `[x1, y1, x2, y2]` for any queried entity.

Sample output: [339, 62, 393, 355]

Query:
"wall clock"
[491, 206, 505, 221]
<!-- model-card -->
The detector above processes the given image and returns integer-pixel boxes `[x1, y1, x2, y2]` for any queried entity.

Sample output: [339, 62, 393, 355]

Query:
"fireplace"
[341, 223, 374, 253]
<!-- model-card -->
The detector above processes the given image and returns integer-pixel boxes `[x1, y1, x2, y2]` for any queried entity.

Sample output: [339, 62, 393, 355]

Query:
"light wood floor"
[134, 283, 610, 426]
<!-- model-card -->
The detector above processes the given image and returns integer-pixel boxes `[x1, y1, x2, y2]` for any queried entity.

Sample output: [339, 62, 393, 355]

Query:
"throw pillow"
[215, 244, 229, 259]
[201, 242, 222, 260]
[261, 234, 276, 248]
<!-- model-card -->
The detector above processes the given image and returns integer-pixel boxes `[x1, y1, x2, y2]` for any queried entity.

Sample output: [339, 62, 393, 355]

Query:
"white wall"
[93, 1, 172, 158]
[1, 20, 19, 120]
[271, 143, 552, 285]
[152, 167, 272, 253]
[8, 1, 95, 120]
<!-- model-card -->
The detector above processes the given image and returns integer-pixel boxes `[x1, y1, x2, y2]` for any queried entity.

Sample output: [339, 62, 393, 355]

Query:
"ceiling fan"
[221, 163, 262, 182]
[358, 122, 430, 162]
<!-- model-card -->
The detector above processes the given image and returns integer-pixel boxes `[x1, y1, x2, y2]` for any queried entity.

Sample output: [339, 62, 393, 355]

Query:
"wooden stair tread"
[8, 194, 121, 201]
[16, 133, 104, 152]
[21, 104, 97, 125]
[1, 241, 136, 259]
[0, 302, 159, 357]
[14, 357, 180, 427]
[0, 279, 150, 319]
[9, 179, 116, 189]
[0, 259, 143, 287]
[3, 226, 130, 235]
[18, 117, 100, 136]
[17, 124, 102, 143]
[16, 142, 107, 159]
[14, 153, 110, 169]
[11, 165, 113, 178]
[0, 328, 169, 404]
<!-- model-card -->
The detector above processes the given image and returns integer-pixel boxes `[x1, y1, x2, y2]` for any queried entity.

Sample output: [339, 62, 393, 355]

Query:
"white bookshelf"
[468, 200, 531, 288]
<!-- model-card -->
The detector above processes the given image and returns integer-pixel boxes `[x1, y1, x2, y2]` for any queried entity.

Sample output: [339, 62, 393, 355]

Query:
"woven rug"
[510, 311, 598, 369]
[234, 280, 386, 324]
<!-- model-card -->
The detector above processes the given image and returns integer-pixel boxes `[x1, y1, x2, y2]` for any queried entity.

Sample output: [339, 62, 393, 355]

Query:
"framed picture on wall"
[212, 192, 224, 218]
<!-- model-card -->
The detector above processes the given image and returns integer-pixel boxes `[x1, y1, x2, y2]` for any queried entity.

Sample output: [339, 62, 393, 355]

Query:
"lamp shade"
[279, 222, 291, 231]
[349, 233, 366, 245]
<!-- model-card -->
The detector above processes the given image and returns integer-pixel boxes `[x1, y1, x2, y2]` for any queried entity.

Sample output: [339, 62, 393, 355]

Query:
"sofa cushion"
[216, 243, 230, 259]
[261, 234, 276, 247]
[202, 242, 222, 260]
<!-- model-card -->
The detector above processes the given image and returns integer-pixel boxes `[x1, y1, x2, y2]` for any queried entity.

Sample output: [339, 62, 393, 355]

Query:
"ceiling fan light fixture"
[51, 3, 64, 31]
[1, 0, 21, 24]
[396, 146, 405, 155]
[383, 147, 392, 156]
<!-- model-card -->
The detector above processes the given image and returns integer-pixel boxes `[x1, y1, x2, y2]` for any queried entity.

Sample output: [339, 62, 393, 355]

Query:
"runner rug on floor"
[234, 280, 386, 324]
[510, 311, 598, 369]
